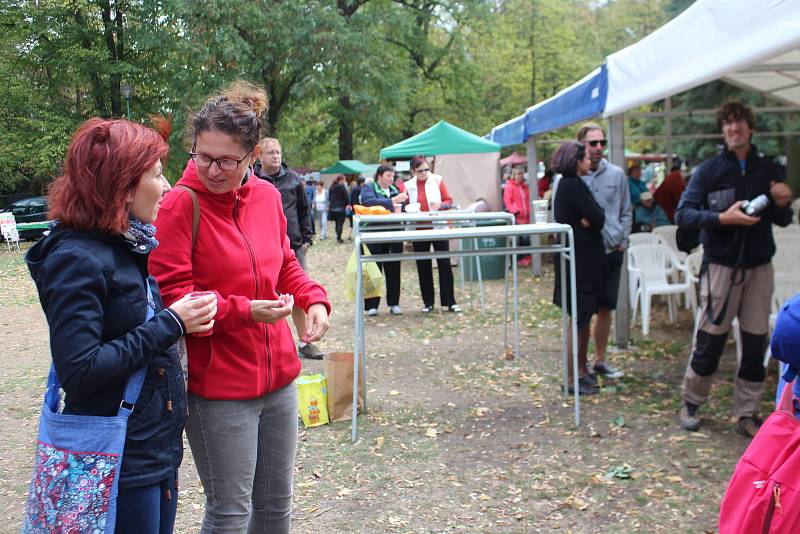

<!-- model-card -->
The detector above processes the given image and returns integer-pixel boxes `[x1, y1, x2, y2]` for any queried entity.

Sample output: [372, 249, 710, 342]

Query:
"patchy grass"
[0, 231, 776, 533]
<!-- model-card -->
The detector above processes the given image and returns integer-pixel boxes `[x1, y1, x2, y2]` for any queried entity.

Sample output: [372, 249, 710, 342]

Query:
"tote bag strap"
[118, 280, 154, 416]
[43, 280, 154, 416]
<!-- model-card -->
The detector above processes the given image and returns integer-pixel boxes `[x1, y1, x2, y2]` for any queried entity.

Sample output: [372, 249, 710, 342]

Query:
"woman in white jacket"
[405, 156, 461, 314]
[314, 181, 329, 240]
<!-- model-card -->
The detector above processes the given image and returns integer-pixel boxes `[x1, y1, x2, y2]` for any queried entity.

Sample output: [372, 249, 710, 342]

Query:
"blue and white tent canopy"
[488, 0, 800, 147]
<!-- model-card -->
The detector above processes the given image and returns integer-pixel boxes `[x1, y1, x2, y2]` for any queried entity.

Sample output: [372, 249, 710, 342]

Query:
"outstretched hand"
[302, 303, 330, 343]
[251, 294, 294, 324]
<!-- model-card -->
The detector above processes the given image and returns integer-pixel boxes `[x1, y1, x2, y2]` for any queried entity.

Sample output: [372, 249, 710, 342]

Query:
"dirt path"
[0, 237, 773, 532]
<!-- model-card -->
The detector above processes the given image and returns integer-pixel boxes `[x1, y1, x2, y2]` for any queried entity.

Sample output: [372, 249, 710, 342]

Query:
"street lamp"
[120, 83, 134, 117]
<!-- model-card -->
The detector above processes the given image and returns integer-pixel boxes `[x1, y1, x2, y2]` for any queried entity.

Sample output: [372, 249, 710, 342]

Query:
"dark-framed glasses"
[588, 139, 608, 148]
[189, 146, 252, 171]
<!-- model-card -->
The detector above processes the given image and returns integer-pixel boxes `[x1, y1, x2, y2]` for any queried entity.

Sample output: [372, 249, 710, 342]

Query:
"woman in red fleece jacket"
[150, 81, 330, 534]
[503, 167, 532, 266]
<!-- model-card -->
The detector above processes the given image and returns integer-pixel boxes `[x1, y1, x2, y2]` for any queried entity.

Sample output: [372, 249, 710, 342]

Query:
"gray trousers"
[682, 262, 773, 418]
[186, 382, 298, 534]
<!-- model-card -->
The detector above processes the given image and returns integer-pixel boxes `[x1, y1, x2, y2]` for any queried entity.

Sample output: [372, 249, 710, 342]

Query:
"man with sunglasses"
[576, 122, 632, 381]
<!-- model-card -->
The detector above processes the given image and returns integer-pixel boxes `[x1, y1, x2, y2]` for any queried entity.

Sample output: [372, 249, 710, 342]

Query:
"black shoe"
[585, 372, 598, 387]
[679, 402, 701, 431]
[735, 415, 763, 437]
[298, 342, 324, 360]
[568, 375, 600, 396]
[593, 361, 624, 379]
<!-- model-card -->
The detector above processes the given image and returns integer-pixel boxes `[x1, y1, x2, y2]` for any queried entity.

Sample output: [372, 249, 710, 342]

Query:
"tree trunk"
[338, 95, 354, 160]
[74, 8, 107, 115]
[100, 0, 122, 117]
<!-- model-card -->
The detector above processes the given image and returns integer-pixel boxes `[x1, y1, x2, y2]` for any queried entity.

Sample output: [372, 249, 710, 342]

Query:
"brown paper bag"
[324, 352, 364, 422]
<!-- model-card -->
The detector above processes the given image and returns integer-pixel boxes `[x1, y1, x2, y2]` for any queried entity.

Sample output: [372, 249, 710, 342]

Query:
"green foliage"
[1, 0, 796, 193]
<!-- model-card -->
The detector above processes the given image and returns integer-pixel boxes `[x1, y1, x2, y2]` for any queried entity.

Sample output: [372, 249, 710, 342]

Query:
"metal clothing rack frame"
[350, 219, 579, 442]
[353, 211, 517, 310]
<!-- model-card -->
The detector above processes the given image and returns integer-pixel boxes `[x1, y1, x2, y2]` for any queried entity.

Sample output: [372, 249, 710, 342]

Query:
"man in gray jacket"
[577, 122, 633, 380]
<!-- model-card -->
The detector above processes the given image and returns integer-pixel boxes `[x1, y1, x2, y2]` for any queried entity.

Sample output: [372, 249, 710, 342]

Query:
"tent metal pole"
[608, 113, 630, 350]
[665, 96, 674, 170]
[526, 136, 542, 276]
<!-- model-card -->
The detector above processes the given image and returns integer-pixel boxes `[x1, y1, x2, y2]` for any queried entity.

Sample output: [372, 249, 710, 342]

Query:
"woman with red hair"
[25, 118, 216, 533]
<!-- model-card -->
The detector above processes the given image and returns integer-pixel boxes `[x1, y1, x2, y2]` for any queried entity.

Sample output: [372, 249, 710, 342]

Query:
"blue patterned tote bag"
[21, 285, 153, 533]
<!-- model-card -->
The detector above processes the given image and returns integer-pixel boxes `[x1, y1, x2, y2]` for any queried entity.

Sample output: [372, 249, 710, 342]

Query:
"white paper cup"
[533, 200, 549, 224]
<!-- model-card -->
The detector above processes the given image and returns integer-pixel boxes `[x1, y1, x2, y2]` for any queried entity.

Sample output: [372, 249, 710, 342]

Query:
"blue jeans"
[186, 382, 298, 534]
[115, 473, 179, 534]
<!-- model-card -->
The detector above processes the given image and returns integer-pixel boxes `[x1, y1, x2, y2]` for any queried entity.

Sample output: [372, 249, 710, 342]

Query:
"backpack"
[719, 382, 800, 533]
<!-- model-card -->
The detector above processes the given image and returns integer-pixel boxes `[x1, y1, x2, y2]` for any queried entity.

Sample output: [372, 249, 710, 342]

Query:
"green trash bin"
[461, 220, 508, 281]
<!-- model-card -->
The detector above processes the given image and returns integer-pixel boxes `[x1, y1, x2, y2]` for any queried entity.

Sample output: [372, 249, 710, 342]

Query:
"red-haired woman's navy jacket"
[26, 226, 186, 489]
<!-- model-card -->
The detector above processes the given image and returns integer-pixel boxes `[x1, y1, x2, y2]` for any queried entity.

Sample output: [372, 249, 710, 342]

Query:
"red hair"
[49, 118, 169, 234]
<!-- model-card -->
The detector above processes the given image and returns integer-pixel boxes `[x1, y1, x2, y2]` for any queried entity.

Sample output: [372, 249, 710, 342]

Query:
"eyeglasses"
[189, 146, 252, 171]
[415, 167, 430, 173]
[587, 139, 608, 148]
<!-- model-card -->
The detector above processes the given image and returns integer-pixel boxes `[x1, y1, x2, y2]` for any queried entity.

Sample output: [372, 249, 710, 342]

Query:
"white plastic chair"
[627, 234, 668, 309]
[629, 232, 667, 248]
[654, 224, 697, 309]
[629, 243, 692, 336]
[653, 225, 685, 260]
[685, 248, 704, 314]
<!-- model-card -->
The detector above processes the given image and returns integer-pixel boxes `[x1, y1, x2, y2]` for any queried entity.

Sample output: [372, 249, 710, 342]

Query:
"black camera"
[741, 194, 769, 216]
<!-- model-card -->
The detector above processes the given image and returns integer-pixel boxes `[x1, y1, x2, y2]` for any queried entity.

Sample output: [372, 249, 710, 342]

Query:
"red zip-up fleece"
[150, 160, 331, 400]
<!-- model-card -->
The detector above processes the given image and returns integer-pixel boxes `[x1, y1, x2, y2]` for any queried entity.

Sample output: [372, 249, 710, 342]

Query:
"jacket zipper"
[233, 194, 270, 394]
[762, 482, 781, 533]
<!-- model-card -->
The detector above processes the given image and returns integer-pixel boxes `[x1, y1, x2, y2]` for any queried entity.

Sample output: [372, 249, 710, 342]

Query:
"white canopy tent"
[489, 0, 800, 146]
[604, 0, 800, 115]
[487, 0, 800, 347]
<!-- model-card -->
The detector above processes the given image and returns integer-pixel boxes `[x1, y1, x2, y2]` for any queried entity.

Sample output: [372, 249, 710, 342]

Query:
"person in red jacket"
[149, 81, 331, 534]
[405, 155, 461, 313]
[654, 165, 686, 222]
[503, 167, 532, 266]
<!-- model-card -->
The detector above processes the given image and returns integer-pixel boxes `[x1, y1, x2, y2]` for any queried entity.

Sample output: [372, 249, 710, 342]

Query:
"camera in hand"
[741, 194, 769, 216]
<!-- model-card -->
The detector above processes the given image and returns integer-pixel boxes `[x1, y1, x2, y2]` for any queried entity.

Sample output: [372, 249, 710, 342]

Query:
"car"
[1, 196, 49, 240]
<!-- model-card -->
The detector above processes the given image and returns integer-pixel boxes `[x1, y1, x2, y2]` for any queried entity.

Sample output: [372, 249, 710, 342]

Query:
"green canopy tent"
[380, 121, 502, 210]
[319, 160, 380, 186]
[380, 120, 500, 158]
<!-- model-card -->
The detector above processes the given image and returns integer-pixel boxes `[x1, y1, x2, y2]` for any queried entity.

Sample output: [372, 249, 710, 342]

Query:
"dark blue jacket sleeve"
[40, 247, 183, 398]
[675, 162, 722, 229]
[295, 181, 313, 243]
[359, 185, 393, 210]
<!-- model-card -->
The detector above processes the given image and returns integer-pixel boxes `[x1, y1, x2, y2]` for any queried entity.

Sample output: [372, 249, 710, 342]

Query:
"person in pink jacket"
[503, 167, 531, 266]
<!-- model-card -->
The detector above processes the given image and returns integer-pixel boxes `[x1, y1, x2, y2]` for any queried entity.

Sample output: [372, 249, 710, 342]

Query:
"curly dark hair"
[716, 101, 755, 131]
[192, 81, 268, 152]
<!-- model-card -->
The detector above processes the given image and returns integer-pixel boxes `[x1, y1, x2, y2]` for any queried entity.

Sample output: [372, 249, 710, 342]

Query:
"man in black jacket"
[676, 102, 792, 436]
[255, 138, 323, 360]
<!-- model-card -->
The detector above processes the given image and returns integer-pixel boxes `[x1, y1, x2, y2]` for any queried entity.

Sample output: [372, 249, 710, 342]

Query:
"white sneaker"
[389, 305, 403, 315]
[366, 308, 378, 316]
[448, 304, 462, 313]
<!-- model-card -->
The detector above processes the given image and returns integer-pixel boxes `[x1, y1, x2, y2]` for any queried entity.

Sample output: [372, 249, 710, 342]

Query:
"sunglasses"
[588, 139, 608, 148]
[415, 167, 430, 173]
